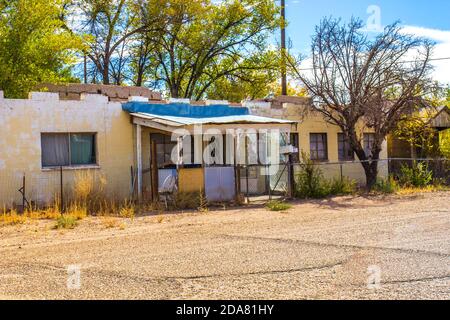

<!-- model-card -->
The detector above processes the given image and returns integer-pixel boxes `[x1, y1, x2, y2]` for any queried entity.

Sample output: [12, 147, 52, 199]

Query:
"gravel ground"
[0, 192, 449, 300]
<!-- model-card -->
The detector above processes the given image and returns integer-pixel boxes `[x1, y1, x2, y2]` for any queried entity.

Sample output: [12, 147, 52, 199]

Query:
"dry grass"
[101, 217, 120, 229]
[0, 209, 27, 226]
[54, 215, 78, 229]
[119, 200, 135, 219]
[395, 185, 450, 195]
[66, 203, 88, 220]
[156, 215, 164, 223]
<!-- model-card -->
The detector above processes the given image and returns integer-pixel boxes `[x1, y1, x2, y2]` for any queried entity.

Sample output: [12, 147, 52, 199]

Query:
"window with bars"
[41, 133, 96, 168]
[310, 133, 328, 161]
[338, 133, 354, 161]
[363, 133, 376, 157]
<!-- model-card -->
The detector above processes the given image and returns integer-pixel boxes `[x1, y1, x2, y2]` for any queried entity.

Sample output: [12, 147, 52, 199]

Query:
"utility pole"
[281, 0, 287, 96]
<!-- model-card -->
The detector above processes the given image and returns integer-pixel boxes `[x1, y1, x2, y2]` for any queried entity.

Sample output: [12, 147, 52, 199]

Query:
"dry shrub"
[55, 215, 78, 229]
[25, 200, 61, 220]
[175, 190, 208, 212]
[174, 192, 200, 210]
[66, 203, 87, 220]
[119, 200, 135, 219]
[101, 217, 119, 229]
[72, 171, 107, 214]
[0, 209, 27, 226]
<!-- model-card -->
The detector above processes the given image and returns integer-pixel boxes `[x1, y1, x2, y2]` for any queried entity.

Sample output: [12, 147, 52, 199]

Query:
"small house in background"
[388, 106, 450, 159]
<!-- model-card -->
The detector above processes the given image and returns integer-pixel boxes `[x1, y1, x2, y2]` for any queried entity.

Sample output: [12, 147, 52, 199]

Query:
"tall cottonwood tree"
[72, 0, 162, 85]
[136, 0, 280, 99]
[288, 18, 433, 188]
[0, 0, 83, 98]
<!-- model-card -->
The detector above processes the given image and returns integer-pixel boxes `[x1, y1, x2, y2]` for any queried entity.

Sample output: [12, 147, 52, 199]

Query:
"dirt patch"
[0, 192, 449, 299]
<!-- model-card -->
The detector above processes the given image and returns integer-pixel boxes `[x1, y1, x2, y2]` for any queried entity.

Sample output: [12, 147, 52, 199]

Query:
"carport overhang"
[131, 112, 297, 133]
[130, 112, 298, 200]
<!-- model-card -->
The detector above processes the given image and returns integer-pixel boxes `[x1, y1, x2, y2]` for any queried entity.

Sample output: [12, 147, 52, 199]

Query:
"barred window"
[338, 133, 354, 161]
[363, 133, 376, 157]
[310, 133, 328, 161]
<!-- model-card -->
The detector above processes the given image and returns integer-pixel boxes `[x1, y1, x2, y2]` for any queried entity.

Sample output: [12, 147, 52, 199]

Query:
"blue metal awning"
[124, 101, 295, 127]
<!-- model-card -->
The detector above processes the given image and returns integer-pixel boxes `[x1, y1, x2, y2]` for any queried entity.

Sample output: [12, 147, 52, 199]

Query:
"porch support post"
[136, 124, 143, 200]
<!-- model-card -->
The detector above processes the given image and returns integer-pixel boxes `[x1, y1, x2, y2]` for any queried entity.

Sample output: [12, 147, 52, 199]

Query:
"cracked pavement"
[0, 192, 449, 299]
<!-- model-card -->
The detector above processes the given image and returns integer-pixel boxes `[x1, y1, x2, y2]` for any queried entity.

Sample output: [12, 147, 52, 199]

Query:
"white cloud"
[401, 26, 450, 86]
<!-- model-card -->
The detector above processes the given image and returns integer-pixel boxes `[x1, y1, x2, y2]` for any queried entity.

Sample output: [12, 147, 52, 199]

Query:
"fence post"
[60, 166, 64, 213]
[22, 174, 26, 212]
[340, 163, 343, 183]
[246, 165, 250, 204]
[288, 156, 295, 199]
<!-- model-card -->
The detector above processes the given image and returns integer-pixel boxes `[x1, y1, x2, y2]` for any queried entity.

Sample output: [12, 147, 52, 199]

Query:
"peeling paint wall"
[0, 92, 134, 208]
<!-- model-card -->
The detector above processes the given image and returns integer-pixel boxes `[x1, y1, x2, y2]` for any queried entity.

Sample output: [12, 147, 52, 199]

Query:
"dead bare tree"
[288, 18, 434, 189]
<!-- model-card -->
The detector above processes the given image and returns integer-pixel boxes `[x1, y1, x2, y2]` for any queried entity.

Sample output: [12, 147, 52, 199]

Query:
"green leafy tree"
[0, 0, 84, 98]
[136, 0, 280, 100]
[395, 113, 440, 158]
[72, 0, 163, 85]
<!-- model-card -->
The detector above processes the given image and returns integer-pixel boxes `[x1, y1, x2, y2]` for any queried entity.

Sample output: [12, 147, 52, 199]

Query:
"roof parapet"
[80, 93, 109, 104]
[169, 98, 190, 104]
[29, 92, 59, 101]
[205, 100, 229, 106]
[128, 96, 149, 103]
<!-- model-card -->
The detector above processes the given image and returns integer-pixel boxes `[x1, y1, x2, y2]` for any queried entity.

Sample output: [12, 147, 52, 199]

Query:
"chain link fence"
[1, 159, 448, 210]
[0, 167, 133, 212]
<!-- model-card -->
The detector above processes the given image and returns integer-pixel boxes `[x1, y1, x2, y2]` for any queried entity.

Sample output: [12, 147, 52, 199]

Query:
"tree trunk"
[102, 54, 110, 85]
[347, 130, 381, 190]
[362, 161, 379, 190]
[171, 84, 179, 98]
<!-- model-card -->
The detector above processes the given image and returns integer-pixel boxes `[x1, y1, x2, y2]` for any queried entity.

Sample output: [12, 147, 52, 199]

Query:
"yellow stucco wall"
[0, 92, 134, 208]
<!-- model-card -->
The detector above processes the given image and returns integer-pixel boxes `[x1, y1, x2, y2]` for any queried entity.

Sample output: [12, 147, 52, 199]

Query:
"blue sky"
[280, 0, 450, 84]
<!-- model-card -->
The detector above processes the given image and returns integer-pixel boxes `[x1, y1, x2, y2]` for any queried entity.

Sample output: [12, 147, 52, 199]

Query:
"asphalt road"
[0, 192, 449, 299]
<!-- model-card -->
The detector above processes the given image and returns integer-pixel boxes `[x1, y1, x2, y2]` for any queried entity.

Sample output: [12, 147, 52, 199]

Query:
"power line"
[294, 57, 450, 72]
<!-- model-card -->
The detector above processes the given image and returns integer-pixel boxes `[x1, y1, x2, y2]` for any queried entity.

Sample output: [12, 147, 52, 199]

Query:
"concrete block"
[80, 93, 109, 104]
[205, 100, 229, 106]
[129, 96, 149, 102]
[29, 92, 60, 101]
[169, 98, 190, 104]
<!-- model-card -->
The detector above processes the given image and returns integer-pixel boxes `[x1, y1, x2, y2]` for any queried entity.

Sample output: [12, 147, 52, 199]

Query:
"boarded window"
[338, 133, 354, 161]
[310, 133, 328, 161]
[41, 133, 96, 167]
[363, 133, 376, 157]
